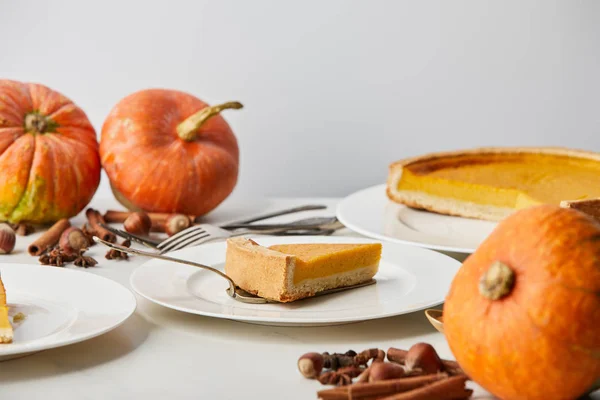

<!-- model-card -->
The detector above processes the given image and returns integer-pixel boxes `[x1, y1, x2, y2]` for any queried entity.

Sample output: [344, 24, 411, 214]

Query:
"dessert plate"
[130, 236, 461, 327]
[337, 184, 498, 254]
[0, 264, 136, 361]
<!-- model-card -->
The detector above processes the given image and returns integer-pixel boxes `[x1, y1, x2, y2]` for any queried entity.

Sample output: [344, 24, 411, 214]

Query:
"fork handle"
[212, 204, 327, 226]
[93, 237, 237, 297]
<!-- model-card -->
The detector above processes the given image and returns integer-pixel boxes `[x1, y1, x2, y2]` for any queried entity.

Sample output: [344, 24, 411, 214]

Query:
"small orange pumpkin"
[100, 89, 241, 217]
[0, 80, 100, 223]
[444, 205, 600, 400]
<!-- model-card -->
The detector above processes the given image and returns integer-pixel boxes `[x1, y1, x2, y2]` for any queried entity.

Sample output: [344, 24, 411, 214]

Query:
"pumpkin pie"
[0, 273, 12, 343]
[224, 238, 382, 302]
[386, 147, 600, 221]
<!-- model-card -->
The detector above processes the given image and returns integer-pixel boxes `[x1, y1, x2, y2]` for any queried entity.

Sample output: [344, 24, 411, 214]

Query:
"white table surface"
[0, 194, 596, 400]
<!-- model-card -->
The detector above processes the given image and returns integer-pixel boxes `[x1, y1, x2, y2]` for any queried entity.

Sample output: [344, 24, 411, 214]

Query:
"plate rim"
[0, 263, 137, 356]
[129, 235, 461, 325]
[336, 183, 481, 254]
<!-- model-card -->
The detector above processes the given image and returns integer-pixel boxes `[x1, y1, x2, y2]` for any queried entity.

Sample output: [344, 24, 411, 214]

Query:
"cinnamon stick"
[103, 210, 194, 224]
[378, 375, 471, 400]
[28, 219, 71, 256]
[86, 209, 116, 243]
[317, 374, 448, 400]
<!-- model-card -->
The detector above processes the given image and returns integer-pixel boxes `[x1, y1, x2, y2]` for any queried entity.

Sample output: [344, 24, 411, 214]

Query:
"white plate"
[337, 184, 498, 254]
[0, 264, 136, 361]
[130, 236, 461, 327]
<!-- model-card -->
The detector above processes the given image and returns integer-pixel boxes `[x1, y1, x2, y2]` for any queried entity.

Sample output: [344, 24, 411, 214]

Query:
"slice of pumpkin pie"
[224, 238, 382, 302]
[0, 273, 13, 343]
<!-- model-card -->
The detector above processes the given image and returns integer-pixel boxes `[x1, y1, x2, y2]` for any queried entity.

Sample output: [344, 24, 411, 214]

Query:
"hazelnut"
[297, 352, 324, 379]
[0, 224, 16, 254]
[368, 361, 406, 382]
[124, 212, 152, 235]
[165, 214, 191, 236]
[59, 227, 90, 255]
[405, 342, 443, 374]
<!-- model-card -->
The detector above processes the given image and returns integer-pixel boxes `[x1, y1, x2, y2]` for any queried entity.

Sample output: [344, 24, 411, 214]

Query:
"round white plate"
[130, 236, 461, 327]
[0, 264, 136, 361]
[337, 184, 498, 254]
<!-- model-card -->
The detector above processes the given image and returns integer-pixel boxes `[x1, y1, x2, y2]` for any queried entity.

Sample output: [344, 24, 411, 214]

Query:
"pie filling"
[269, 243, 382, 285]
[399, 153, 600, 208]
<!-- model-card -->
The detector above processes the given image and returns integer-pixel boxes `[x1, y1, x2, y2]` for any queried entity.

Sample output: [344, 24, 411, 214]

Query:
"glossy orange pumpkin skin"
[0, 80, 100, 223]
[100, 89, 239, 216]
[444, 205, 600, 400]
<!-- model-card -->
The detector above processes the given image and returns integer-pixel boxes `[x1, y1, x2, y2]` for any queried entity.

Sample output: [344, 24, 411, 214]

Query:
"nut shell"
[59, 227, 90, 255]
[298, 352, 324, 379]
[165, 214, 191, 236]
[368, 361, 406, 382]
[405, 342, 443, 374]
[0, 224, 16, 254]
[124, 212, 152, 235]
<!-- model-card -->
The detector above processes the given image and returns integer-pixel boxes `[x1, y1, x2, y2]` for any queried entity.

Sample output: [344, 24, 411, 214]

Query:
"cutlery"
[99, 204, 331, 249]
[100, 222, 339, 251]
[425, 309, 444, 333]
[156, 224, 337, 254]
[197, 204, 327, 225]
[94, 237, 376, 304]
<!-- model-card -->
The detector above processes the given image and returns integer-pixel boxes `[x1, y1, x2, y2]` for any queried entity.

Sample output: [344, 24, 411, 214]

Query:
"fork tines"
[156, 225, 210, 254]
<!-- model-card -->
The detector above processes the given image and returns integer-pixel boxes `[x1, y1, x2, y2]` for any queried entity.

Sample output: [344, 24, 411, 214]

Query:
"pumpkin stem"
[479, 261, 515, 300]
[176, 101, 243, 141]
[24, 112, 57, 134]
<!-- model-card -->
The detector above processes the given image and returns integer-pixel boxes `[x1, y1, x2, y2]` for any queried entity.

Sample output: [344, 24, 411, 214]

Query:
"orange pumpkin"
[0, 80, 100, 223]
[444, 205, 600, 400]
[100, 89, 241, 217]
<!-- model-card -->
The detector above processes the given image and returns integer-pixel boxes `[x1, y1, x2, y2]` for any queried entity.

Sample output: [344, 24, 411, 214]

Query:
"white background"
[2, 0, 599, 199]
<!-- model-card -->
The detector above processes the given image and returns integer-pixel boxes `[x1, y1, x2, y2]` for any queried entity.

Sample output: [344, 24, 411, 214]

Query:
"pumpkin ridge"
[8, 134, 37, 222]
[127, 141, 183, 202]
[522, 301, 600, 358]
[45, 135, 78, 218]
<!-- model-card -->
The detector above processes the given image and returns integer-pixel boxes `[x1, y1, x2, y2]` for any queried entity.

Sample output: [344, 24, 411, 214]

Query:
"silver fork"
[155, 224, 332, 254]
[156, 218, 343, 254]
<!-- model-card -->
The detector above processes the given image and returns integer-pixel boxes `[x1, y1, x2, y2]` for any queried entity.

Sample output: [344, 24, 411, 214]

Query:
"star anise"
[73, 249, 98, 268]
[105, 239, 131, 260]
[38, 246, 75, 267]
[317, 366, 364, 386]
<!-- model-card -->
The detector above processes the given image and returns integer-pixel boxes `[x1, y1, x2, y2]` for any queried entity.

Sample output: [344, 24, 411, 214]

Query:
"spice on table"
[104, 210, 195, 225]
[123, 212, 152, 235]
[105, 240, 131, 260]
[300, 343, 470, 399]
[80, 224, 97, 246]
[317, 374, 449, 400]
[318, 366, 364, 386]
[59, 227, 90, 255]
[387, 345, 464, 376]
[39, 246, 76, 267]
[28, 219, 71, 256]
[85, 208, 116, 243]
[10, 223, 34, 236]
[377, 374, 471, 400]
[0, 224, 16, 254]
[73, 250, 98, 268]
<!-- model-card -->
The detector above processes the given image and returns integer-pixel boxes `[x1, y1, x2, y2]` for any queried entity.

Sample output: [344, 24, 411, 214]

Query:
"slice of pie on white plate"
[224, 238, 382, 302]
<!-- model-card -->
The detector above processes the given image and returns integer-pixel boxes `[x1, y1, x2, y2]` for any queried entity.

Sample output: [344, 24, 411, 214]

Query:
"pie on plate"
[224, 238, 382, 302]
[0, 273, 13, 343]
[386, 147, 600, 221]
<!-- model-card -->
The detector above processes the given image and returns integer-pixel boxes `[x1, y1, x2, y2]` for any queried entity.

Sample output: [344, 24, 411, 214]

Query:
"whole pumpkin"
[0, 80, 100, 223]
[444, 205, 600, 400]
[100, 89, 241, 216]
